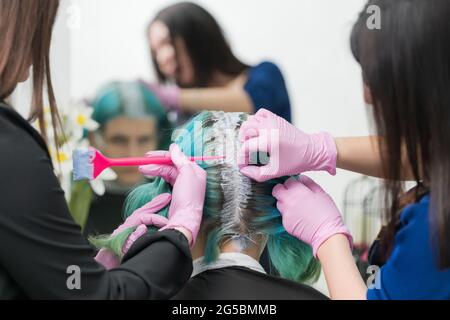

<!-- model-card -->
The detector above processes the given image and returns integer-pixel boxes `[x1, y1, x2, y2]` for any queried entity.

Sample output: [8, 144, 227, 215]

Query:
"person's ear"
[363, 83, 373, 105]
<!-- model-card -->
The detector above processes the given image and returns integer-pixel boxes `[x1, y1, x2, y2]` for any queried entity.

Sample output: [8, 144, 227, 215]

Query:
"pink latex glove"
[273, 175, 353, 258]
[139, 144, 207, 247]
[95, 193, 171, 270]
[238, 109, 337, 183]
[139, 80, 180, 111]
[140, 150, 178, 185]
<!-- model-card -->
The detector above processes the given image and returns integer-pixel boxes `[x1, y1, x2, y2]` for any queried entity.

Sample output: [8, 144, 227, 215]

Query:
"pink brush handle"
[108, 156, 223, 167]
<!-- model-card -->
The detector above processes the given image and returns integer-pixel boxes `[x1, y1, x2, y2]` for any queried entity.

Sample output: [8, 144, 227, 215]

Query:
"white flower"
[32, 100, 116, 199]
[67, 101, 99, 142]
[90, 168, 118, 196]
[48, 140, 77, 197]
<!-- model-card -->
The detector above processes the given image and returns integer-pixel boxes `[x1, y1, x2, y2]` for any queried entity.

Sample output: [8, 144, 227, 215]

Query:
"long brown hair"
[0, 0, 61, 144]
[149, 2, 249, 88]
[351, 0, 450, 268]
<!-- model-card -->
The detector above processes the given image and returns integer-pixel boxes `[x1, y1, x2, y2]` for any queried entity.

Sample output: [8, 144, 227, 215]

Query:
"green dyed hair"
[90, 80, 172, 149]
[91, 111, 320, 283]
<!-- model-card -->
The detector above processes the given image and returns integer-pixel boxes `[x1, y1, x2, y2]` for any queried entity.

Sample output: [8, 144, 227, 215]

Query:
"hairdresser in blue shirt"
[144, 2, 292, 123]
[238, 0, 450, 299]
[0, 0, 206, 299]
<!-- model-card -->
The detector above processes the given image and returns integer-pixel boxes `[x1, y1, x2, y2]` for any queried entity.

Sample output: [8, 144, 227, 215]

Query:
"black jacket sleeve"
[0, 106, 192, 299]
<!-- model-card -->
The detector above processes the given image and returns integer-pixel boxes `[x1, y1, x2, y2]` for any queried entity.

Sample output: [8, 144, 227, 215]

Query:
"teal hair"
[89, 81, 172, 149]
[91, 111, 320, 283]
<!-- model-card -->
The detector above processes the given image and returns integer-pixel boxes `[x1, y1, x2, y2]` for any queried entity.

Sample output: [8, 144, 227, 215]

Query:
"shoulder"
[248, 61, 284, 79]
[0, 105, 20, 134]
[248, 268, 328, 300]
[395, 195, 430, 245]
[400, 194, 430, 224]
[0, 106, 57, 213]
[245, 61, 288, 93]
[392, 194, 431, 257]
[177, 267, 328, 300]
[0, 106, 50, 167]
[368, 194, 450, 299]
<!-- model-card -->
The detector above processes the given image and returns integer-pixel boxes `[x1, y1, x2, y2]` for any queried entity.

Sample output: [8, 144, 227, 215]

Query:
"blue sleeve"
[367, 196, 450, 300]
[244, 61, 292, 123]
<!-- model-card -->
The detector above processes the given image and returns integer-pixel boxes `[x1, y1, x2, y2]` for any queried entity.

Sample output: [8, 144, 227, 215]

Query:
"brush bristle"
[73, 148, 95, 181]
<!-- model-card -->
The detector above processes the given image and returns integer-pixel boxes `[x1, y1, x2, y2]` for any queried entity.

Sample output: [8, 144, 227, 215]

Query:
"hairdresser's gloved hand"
[112, 193, 171, 238]
[273, 175, 353, 258]
[238, 109, 337, 182]
[94, 249, 121, 271]
[140, 150, 178, 185]
[95, 194, 171, 270]
[140, 144, 207, 247]
[139, 80, 181, 112]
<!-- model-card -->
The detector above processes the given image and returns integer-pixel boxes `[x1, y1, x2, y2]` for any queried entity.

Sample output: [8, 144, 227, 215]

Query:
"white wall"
[12, 0, 72, 117]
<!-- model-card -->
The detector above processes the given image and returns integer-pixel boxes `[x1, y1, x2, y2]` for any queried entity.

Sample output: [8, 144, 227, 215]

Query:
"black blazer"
[172, 267, 329, 300]
[0, 103, 192, 299]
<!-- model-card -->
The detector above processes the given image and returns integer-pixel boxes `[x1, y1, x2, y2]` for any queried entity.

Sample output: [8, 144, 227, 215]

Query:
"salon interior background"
[12, 0, 372, 293]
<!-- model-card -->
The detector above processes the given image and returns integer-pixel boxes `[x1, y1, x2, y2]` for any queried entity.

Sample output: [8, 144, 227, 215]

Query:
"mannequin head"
[97, 111, 320, 283]
[89, 81, 172, 186]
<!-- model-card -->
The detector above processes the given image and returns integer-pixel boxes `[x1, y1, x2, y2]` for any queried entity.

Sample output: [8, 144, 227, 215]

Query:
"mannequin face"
[148, 21, 195, 86]
[97, 116, 158, 187]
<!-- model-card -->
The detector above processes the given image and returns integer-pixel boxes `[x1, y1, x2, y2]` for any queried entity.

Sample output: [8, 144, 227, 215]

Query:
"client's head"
[124, 111, 320, 283]
[89, 81, 172, 186]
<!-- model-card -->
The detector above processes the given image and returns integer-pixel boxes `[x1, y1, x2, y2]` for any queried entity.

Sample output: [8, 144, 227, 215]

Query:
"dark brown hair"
[149, 2, 248, 88]
[351, 0, 450, 268]
[0, 0, 61, 143]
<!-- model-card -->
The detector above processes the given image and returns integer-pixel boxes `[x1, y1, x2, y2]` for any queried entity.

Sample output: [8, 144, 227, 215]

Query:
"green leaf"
[69, 180, 93, 230]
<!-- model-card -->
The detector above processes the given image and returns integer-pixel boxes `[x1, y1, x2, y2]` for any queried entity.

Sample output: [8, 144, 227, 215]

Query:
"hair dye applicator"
[73, 147, 223, 181]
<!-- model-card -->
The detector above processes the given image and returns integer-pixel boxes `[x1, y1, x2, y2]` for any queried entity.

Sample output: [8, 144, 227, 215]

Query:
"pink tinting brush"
[73, 147, 223, 181]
